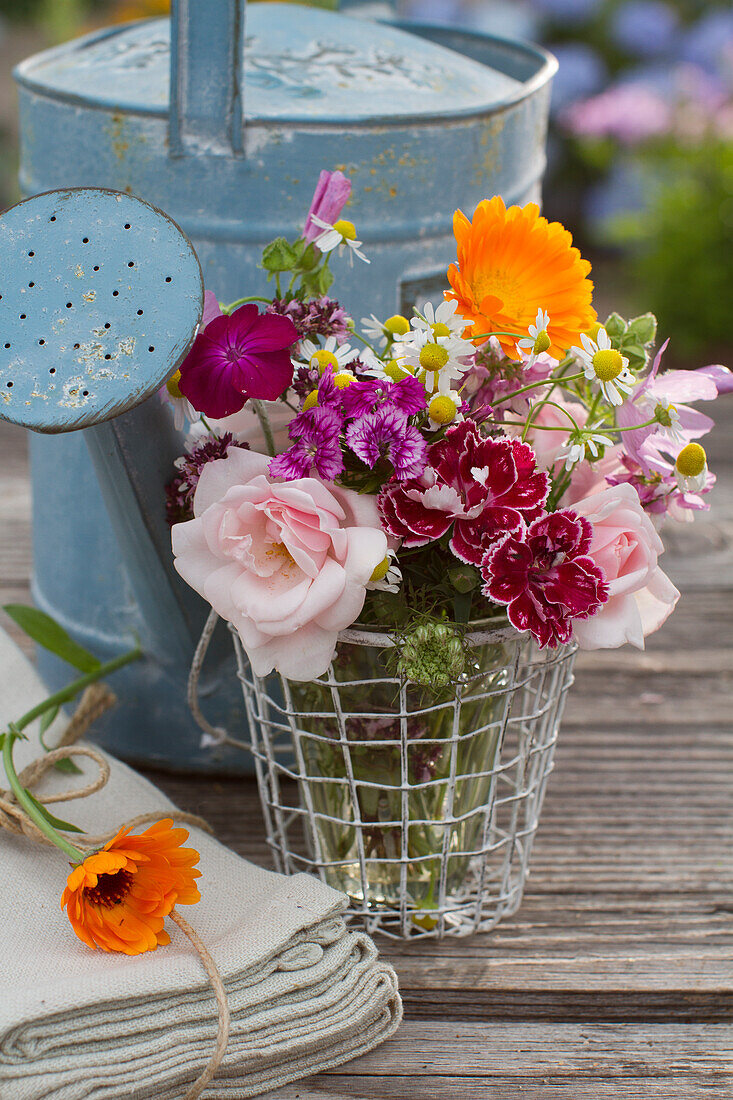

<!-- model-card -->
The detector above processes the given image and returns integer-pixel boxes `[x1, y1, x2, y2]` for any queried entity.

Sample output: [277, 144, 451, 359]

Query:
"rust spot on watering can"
[107, 113, 130, 162]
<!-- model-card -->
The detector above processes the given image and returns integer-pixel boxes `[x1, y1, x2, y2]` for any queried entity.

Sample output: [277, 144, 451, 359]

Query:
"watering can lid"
[15, 3, 529, 124]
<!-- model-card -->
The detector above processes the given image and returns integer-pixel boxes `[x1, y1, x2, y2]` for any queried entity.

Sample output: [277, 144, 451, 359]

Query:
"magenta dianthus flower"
[481, 511, 609, 649]
[178, 304, 297, 419]
[346, 406, 427, 480]
[269, 406, 344, 482]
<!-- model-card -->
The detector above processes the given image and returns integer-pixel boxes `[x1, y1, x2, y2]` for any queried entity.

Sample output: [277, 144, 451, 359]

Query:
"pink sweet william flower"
[268, 405, 344, 482]
[172, 448, 387, 680]
[303, 170, 351, 244]
[178, 304, 297, 419]
[570, 484, 679, 649]
[341, 376, 426, 420]
[346, 406, 427, 480]
[481, 511, 609, 649]
[378, 421, 549, 565]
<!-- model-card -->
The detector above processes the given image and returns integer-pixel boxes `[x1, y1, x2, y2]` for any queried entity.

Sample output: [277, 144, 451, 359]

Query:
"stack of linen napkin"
[0, 629, 401, 1099]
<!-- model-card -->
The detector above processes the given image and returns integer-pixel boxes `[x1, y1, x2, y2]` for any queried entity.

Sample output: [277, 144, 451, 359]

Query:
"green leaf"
[37, 706, 82, 774]
[39, 705, 59, 741]
[24, 790, 85, 834]
[604, 312, 627, 340]
[2, 605, 101, 673]
[52, 757, 83, 776]
[627, 313, 657, 345]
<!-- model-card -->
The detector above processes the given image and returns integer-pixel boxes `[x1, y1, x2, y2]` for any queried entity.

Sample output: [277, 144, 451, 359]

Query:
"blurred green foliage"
[607, 139, 733, 359]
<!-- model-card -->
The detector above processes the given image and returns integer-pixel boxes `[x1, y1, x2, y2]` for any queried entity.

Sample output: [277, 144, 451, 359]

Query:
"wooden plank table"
[1, 397, 732, 1099]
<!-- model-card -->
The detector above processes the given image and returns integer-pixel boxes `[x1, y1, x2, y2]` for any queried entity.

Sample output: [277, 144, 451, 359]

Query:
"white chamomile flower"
[674, 442, 708, 492]
[299, 336, 358, 374]
[309, 215, 370, 265]
[558, 429, 614, 472]
[411, 299, 466, 341]
[161, 370, 200, 431]
[639, 394, 686, 445]
[367, 550, 402, 594]
[427, 390, 462, 431]
[517, 308, 555, 365]
[361, 313, 387, 346]
[394, 327, 476, 396]
[571, 327, 634, 407]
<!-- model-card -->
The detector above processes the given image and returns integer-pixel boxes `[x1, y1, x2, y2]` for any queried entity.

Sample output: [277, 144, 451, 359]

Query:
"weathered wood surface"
[1, 398, 732, 1098]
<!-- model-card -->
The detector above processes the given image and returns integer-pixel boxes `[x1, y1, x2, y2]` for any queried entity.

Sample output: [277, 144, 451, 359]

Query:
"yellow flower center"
[428, 395, 458, 425]
[384, 358, 412, 382]
[592, 348, 624, 382]
[432, 321, 451, 338]
[532, 330, 551, 354]
[675, 442, 707, 478]
[333, 218, 357, 241]
[333, 371, 354, 389]
[419, 343, 450, 372]
[302, 389, 319, 411]
[384, 314, 410, 336]
[370, 556, 391, 583]
[311, 349, 339, 373]
[166, 370, 183, 400]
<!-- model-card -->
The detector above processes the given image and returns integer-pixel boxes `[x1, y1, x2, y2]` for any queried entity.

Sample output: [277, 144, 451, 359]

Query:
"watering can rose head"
[171, 447, 387, 681]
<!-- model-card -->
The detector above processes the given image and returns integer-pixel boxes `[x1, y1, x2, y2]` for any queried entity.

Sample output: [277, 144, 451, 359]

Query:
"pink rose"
[172, 449, 387, 680]
[571, 484, 679, 650]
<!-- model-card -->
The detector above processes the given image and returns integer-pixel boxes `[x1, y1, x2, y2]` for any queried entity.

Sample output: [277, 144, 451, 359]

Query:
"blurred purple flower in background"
[563, 81, 671, 144]
[611, 1, 679, 58]
[548, 43, 607, 114]
[680, 9, 733, 76]
[532, 0, 603, 21]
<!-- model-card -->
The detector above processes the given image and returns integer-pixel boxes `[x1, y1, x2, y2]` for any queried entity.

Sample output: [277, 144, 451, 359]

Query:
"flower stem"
[493, 372, 585, 407]
[221, 296, 271, 313]
[251, 400, 276, 457]
[1, 731, 86, 862]
[13, 646, 142, 736]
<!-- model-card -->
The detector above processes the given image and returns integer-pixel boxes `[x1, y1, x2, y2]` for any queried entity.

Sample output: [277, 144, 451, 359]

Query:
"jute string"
[0, 684, 231, 1100]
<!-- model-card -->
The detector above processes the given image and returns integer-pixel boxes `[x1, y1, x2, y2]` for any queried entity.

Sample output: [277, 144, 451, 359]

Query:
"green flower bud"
[398, 623, 465, 691]
[262, 237, 299, 272]
[448, 565, 480, 594]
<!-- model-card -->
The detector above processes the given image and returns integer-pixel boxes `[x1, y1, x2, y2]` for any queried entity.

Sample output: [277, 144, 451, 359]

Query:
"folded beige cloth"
[0, 630, 401, 1099]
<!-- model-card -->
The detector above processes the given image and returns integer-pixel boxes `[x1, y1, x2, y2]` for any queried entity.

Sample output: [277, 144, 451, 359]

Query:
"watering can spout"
[0, 187, 206, 668]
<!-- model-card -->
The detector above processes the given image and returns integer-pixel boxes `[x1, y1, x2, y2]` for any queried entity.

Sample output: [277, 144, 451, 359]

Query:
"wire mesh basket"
[231, 621, 577, 940]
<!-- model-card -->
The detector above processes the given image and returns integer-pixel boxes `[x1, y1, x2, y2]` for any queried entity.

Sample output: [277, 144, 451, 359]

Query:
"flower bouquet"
[165, 170, 731, 937]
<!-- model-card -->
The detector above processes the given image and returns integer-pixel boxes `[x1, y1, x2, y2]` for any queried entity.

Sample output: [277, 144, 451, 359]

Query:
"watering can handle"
[168, 0, 397, 156]
[169, 0, 246, 157]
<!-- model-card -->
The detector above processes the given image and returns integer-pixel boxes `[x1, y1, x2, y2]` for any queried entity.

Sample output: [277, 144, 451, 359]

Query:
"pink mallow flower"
[481, 511, 609, 649]
[570, 484, 679, 649]
[172, 448, 387, 681]
[303, 170, 351, 244]
[617, 345, 732, 469]
[378, 421, 549, 565]
[178, 304, 297, 419]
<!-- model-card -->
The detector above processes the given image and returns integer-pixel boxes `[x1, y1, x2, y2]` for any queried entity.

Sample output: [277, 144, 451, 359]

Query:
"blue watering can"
[12, 1, 557, 772]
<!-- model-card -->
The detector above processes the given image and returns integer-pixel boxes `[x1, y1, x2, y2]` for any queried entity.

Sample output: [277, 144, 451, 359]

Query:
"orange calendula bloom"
[446, 196, 596, 360]
[61, 819, 201, 955]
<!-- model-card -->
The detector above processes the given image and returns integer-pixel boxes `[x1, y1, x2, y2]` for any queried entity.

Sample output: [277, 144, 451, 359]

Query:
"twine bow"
[0, 683, 230, 1100]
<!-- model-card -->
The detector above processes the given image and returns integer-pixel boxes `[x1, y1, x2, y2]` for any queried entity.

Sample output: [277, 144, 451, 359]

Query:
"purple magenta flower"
[346, 406, 427, 480]
[269, 406, 344, 482]
[178, 304, 297, 419]
[341, 375, 426, 420]
[303, 171, 351, 244]
[612, 1, 679, 59]
[268, 296, 352, 345]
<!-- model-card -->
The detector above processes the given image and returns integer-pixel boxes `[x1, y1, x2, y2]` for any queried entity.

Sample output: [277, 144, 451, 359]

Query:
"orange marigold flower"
[446, 196, 596, 360]
[61, 819, 201, 955]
